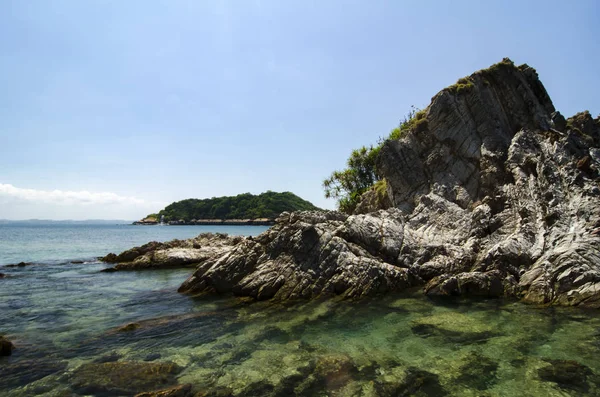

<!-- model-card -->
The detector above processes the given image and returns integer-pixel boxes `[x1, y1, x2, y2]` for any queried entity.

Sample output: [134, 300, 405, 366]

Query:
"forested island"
[135, 191, 319, 225]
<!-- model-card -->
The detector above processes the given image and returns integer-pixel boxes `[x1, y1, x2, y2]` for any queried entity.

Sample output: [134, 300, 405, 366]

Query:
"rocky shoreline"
[133, 218, 275, 226]
[103, 59, 600, 308]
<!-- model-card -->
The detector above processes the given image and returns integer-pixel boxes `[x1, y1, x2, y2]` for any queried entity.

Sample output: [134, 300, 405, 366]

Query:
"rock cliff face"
[134, 59, 600, 307]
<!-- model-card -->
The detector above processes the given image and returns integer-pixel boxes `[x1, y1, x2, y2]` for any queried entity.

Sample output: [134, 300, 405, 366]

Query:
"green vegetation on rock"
[153, 191, 319, 221]
[323, 107, 426, 213]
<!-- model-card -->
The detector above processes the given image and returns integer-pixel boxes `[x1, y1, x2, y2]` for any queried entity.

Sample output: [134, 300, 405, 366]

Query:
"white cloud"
[0, 183, 147, 206]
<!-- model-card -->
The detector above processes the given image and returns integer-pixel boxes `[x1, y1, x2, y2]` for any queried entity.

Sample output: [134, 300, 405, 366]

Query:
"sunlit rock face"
[178, 58, 600, 307]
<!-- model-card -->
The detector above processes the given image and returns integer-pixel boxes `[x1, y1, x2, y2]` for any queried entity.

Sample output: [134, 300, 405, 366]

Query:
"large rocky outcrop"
[132, 59, 600, 307]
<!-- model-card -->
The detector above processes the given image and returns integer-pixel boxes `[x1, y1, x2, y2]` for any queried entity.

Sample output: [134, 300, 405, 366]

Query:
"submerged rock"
[374, 367, 447, 396]
[0, 359, 67, 389]
[410, 312, 496, 344]
[4, 262, 35, 268]
[134, 383, 193, 397]
[70, 361, 181, 396]
[0, 335, 14, 356]
[537, 359, 594, 393]
[453, 351, 499, 390]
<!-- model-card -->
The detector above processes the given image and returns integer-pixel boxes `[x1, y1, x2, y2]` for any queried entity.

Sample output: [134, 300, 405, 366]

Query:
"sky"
[1, 0, 598, 220]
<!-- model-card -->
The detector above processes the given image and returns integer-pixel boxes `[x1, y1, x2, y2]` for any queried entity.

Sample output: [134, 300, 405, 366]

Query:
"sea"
[1, 222, 600, 396]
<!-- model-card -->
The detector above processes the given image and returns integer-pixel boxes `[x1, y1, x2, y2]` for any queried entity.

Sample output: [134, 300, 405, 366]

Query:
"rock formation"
[114, 58, 600, 307]
[101, 233, 244, 271]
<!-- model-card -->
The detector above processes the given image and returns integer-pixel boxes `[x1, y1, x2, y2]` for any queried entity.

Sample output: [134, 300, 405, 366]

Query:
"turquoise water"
[2, 225, 600, 396]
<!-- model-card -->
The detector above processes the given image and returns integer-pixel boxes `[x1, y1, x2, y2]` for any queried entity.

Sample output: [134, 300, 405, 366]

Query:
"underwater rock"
[70, 361, 181, 396]
[537, 359, 594, 393]
[93, 351, 122, 363]
[117, 322, 141, 332]
[313, 353, 358, 391]
[134, 383, 193, 397]
[410, 312, 496, 345]
[453, 351, 499, 390]
[374, 367, 447, 396]
[144, 353, 162, 361]
[0, 335, 14, 356]
[0, 359, 67, 389]
[195, 386, 234, 397]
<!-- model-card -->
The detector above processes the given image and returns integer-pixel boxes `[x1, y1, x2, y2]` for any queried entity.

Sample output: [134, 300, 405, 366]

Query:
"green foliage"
[322, 145, 381, 213]
[154, 191, 320, 222]
[324, 107, 426, 213]
[373, 178, 388, 201]
[446, 76, 474, 95]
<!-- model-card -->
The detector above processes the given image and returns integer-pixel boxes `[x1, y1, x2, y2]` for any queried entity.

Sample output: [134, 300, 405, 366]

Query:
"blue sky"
[1, 0, 598, 220]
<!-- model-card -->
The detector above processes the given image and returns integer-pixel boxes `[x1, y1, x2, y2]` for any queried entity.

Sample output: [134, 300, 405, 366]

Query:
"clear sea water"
[1, 223, 600, 396]
[0, 223, 269, 266]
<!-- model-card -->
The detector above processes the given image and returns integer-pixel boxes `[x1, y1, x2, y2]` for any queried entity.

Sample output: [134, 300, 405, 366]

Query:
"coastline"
[133, 218, 276, 226]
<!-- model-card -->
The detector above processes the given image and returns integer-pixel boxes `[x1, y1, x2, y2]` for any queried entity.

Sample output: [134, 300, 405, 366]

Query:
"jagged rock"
[112, 59, 599, 308]
[179, 210, 415, 299]
[102, 233, 244, 270]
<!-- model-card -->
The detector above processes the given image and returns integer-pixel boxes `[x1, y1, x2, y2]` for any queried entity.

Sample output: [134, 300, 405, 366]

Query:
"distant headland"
[133, 191, 319, 226]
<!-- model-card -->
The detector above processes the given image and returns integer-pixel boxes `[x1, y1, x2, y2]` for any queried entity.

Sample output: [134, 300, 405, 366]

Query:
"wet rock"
[118, 322, 141, 332]
[0, 272, 6, 278]
[135, 383, 193, 397]
[0, 335, 14, 356]
[93, 351, 122, 363]
[144, 353, 162, 361]
[100, 267, 118, 272]
[0, 359, 67, 389]
[70, 361, 181, 396]
[374, 367, 447, 396]
[70, 260, 85, 264]
[5, 262, 34, 267]
[537, 359, 593, 392]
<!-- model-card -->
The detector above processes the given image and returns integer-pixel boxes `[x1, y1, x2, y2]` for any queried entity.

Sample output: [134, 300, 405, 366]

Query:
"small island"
[133, 191, 320, 226]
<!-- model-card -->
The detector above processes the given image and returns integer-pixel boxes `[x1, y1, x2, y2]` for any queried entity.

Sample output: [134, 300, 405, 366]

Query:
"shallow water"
[2, 258, 600, 396]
